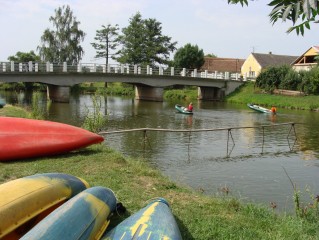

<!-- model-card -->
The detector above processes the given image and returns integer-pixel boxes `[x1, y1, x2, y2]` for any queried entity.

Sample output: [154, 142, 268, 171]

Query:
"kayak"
[247, 103, 273, 114]
[0, 98, 5, 108]
[21, 187, 117, 240]
[175, 104, 193, 115]
[102, 198, 182, 240]
[0, 117, 104, 161]
[0, 173, 89, 239]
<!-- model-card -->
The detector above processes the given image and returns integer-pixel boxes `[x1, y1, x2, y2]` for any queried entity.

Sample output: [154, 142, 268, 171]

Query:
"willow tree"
[38, 5, 85, 64]
[228, 0, 319, 35]
[91, 24, 120, 65]
[117, 12, 177, 67]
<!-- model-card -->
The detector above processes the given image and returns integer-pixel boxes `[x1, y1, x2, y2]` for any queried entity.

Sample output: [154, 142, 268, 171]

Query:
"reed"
[82, 94, 108, 133]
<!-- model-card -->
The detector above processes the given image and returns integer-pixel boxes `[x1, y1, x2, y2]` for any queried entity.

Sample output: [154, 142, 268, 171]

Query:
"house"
[200, 57, 245, 73]
[291, 46, 319, 71]
[241, 52, 298, 78]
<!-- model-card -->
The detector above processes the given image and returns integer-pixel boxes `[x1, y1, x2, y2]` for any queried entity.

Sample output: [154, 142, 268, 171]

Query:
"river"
[1, 90, 319, 213]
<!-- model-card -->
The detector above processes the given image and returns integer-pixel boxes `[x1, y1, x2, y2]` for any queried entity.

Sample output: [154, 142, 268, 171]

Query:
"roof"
[200, 57, 245, 73]
[291, 46, 319, 65]
[313, 46, 319, 52]
[252, 53, 298, 68]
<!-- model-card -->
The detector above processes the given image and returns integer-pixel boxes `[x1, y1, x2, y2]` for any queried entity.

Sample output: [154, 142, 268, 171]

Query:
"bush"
[299, 67, 319, 95]
[279, 69, 302, 91]
[256, 65, 319, 95]
[256, 65, 291, 92]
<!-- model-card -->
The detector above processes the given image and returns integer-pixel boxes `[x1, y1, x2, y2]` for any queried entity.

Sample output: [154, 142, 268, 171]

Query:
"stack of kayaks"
[0, 173, 182, 240]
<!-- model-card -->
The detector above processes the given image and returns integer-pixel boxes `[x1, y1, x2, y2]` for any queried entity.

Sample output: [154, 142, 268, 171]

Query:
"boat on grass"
[21, 186, 117, 240]
[0, 117, 104, 161]
[102, 198, 182, 240]
[247, 103, 274, 114]
[175, 104, 193, 115]
[0, 99, 5, 108]
[0, 173, 89, 239]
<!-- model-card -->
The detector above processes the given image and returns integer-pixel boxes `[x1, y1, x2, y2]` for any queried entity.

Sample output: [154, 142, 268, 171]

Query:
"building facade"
[241, 52, 298, 78]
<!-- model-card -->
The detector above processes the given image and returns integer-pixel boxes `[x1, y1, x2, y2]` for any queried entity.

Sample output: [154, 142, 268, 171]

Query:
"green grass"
[226, 82, 319, 111]
[1, 145, 318, 239]
[164, 87, 198, 101]
[0, 104, 30, 118]
[72, 82, 134, 96]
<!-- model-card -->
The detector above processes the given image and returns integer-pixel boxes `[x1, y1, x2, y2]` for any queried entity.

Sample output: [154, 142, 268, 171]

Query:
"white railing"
[0, 61, 247, 81]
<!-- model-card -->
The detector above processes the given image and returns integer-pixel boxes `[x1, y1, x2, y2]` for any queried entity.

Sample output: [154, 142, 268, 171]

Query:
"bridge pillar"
[47, 85, 70, 103]
[198, 87, 225, 101]
[135, 85, 163, 101]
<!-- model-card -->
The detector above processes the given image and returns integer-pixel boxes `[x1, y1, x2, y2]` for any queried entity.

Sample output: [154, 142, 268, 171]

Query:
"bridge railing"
[0, 61, 250, 81]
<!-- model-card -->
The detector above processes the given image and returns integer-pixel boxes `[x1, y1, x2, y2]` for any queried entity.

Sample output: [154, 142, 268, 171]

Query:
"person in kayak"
[271, 105, 277, 114]
[187, 102, 193, 112]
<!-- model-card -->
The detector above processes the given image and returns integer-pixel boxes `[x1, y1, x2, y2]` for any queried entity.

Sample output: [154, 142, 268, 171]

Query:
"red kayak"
[0, 117, 104, 161]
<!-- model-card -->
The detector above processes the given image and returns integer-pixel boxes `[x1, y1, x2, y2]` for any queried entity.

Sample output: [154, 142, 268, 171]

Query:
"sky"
[1, 0, 318, 64]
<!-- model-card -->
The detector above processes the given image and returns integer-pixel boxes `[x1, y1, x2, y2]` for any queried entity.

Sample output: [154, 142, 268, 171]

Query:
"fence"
[0, 61, 251, 81]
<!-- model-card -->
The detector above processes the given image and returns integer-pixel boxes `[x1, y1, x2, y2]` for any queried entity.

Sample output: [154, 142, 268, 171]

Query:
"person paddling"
[187, 102, 193, 112]
[271, 105, 277, 114]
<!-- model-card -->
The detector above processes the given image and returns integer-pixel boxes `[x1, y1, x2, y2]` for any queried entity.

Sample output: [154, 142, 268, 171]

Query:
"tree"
[116, 12, 177, 67]
[205, 53, 217, 58]
[173, 43, 205, 69]
[228, 0, 319, 35]
[91, 24, 120, 65]
[38, 5, 86, 64]
[8, 51, 40, 62]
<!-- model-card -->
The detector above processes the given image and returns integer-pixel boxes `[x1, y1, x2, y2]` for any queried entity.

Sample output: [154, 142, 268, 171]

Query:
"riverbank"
[2, 82, 319, 111]
[1, 106, 318, 239]
[226, 82, 319, 111]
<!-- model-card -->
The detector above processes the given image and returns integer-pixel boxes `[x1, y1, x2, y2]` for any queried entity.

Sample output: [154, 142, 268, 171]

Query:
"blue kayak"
[175, 104, 193, 115]
[102, 198, 182, 240]
[21, 187, 117, 240]
[0, 98, 5, 108]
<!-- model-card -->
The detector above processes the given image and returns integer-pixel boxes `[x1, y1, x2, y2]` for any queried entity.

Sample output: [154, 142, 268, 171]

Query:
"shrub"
[299, 67, 319, 95]
[279, 69, 302, 90]
[256, 65, 291, 92]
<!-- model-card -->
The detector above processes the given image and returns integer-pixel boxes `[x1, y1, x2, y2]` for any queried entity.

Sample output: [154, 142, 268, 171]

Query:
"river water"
[2, 90, 319, 213]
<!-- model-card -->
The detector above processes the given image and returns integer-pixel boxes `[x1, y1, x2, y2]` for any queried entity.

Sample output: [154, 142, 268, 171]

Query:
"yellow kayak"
[0, 173, 89, 239]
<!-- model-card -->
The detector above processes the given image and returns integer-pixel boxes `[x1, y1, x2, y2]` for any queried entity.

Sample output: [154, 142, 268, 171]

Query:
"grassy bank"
[226, 82, 319, 111]
[72, 82, 135, 96]
[1, 106, 319, 239]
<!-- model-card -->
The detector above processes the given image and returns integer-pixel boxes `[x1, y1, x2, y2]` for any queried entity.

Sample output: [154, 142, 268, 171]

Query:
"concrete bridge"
[0, 61, 245, 102]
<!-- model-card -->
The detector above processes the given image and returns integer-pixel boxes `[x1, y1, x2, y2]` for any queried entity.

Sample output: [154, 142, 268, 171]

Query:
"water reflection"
[1, 90, 319, 212]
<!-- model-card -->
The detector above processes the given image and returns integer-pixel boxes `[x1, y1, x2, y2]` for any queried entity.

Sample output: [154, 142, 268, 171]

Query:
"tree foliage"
[228, 0, 319, 35]
[116, 12, 177, 67]
[173, 43, 205, 69]
[91, 24, 120, 65]
[256, 65, 319, 95]
[8, 51, 40, 62]
[38, 5, 86, 64]
[205, 53, 218, 58]
[256, 65, 291, 92]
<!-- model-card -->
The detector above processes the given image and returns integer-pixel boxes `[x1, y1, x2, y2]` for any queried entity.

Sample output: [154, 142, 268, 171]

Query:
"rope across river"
[99, 122, 299, 157]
